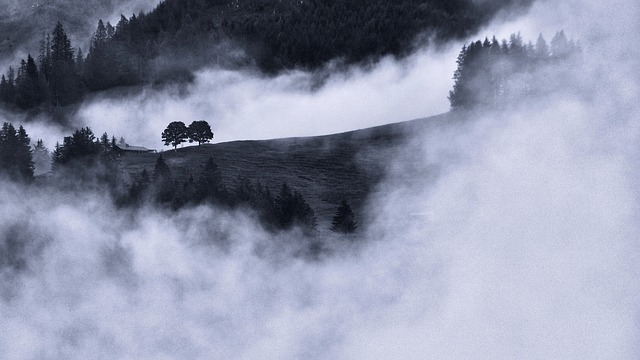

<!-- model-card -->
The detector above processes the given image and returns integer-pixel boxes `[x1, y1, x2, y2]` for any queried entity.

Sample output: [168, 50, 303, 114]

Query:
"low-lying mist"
[2, 0, 640, 358]
[70, 46, 458, 150]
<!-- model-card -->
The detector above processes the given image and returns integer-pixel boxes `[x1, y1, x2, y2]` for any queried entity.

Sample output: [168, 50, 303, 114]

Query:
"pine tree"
[331, 199, 358, 233]
[16, 55, 43, 109]
[49, 22, 81, 106]
[16, 126, 34, 180]
[274, 182, 316, 231]
[0, 123, 34, 181]
[196, 156, 226, 204]
[153, 154, 174, 203]
[33, 139, 51, 175]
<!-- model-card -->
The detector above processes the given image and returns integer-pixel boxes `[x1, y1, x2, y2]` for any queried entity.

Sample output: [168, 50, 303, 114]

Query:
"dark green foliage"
[331, 199, 358, 234]
[449, 31, 581, 109]
[187, 120, 214, 145]
[162, 121, 188, 151]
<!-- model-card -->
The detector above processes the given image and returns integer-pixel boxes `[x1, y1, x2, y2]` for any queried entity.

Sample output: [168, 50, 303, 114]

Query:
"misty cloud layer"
[70, 47, 458, 150]
[2, 0, 640, 358]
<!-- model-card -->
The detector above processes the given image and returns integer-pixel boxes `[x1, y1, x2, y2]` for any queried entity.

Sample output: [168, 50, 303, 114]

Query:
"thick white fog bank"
[2, 0, 640, 359]
[3, 94, 640, 359]
[366, 100, 640, 359]
[76, 47, 458, 149]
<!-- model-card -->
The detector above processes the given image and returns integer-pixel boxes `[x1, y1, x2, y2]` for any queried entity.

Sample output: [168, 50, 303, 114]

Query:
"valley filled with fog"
[1, 0, 640, 358]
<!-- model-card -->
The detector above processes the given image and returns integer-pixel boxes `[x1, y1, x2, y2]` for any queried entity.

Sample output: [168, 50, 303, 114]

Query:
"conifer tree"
[196, 156, 227, 204]
[153, 154, 174, 203]
[331, 199, 358, 233]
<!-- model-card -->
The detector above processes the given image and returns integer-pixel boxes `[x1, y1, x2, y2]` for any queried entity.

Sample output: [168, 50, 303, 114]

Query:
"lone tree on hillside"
[162, 121, 188, 151]
[331, 199, 358, 234]
[187, 120, 213, 145]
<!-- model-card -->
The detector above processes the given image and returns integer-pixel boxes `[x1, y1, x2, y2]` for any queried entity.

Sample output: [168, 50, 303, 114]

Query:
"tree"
[187, 120, 213, 145]
[153, 154, 174, 203]
[15, 55, 44, 109]
[196, 156, 227, 204]
[162, 121, 188, 151]
[16, 126, 34, 180]
[53, 127, 99, 165]
[50, 22, 81, 106]
[331, 199, 358, 233]
[33, 139, 51, 175]
[274, 182, 316, 232]
[0, 122, 34, 181]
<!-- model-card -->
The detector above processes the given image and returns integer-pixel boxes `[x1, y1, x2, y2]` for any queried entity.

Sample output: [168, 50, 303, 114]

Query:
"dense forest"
[0, 0, 534, 112]
[449, 31, 582, 109]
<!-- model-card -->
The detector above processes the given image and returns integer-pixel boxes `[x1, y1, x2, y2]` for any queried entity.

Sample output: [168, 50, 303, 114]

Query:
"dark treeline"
[0, 122, 355, 235]
[449, 31, 582, 109]
[0, 0, 533, 113]
[46, 125, 326, 234]
[125, 155, 319, 233]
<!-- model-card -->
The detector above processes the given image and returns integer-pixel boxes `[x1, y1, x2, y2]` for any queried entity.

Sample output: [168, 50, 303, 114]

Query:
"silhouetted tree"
[50, 22, 82, 106]
[0, 122, 34, 181]
[187, 120, 213, 145]
[162, 121, 188, 151]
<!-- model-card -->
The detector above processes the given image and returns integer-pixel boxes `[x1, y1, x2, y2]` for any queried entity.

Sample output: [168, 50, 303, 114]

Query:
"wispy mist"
[72, 47, 458, 149]
[1, 0, 640, 358]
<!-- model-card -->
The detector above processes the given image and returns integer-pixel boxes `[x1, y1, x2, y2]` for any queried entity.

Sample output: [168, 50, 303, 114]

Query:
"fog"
[73, 47, 459, 149]
[2, 0, 640, 358]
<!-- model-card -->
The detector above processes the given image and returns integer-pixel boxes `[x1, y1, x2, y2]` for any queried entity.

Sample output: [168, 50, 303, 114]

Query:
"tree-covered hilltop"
[0, 0, 535, 113]
[449, 31, 582, 110]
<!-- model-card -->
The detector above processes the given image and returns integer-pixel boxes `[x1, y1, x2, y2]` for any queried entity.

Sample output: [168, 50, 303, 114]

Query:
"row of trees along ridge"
[449, 31, 581, 109]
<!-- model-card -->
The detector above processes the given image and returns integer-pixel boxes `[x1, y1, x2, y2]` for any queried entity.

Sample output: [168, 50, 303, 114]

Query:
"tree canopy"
[187, 120, 213, 145]
[162, 121, 188, 151]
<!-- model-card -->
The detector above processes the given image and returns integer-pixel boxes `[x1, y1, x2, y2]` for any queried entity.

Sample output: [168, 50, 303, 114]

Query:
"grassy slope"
[121, 112, 453, 228]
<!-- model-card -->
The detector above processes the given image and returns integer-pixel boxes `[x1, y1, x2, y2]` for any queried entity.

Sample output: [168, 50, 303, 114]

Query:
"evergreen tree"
[16, 126, 34, 180]
[15, 55, 44, 109]
[0, 122, 34, 181]
[274, 182, 316, 232]
[196, 156, 227, 204]
[330, 199, 358, 233]
[49, 22, 82, 106]
[33, 139, 51, 175]
[153, 154, 174, 203]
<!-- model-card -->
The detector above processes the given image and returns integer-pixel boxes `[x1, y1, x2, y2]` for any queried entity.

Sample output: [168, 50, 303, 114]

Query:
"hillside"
[120, 112, 454, 228]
